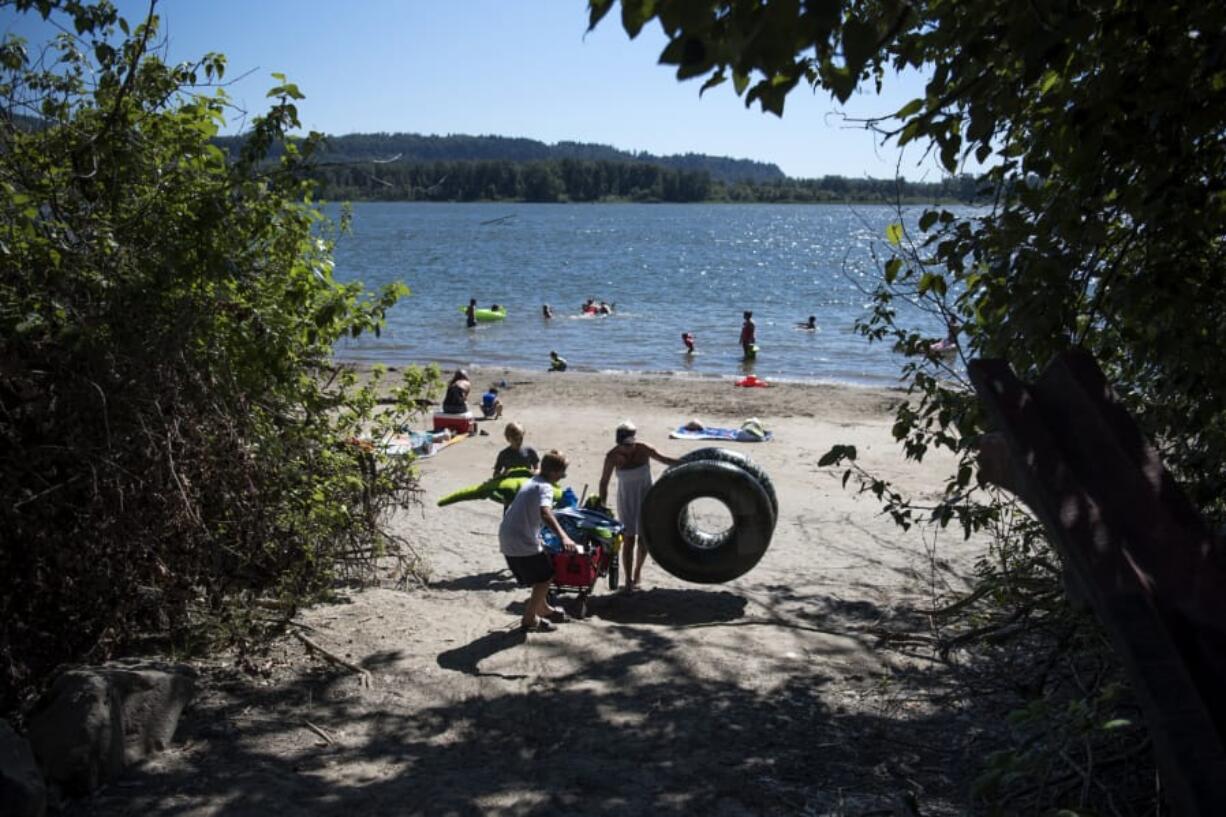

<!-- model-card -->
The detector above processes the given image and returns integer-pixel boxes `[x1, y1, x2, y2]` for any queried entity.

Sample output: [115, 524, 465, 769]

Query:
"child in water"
[796, 316, 817, 330]
[549, 351, 568, 372]
[681, 332, 695, 353]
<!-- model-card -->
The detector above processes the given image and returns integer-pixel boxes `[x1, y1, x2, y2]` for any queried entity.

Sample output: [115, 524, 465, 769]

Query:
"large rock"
[0, 719, 46, 817]
[26, 660, 196, 796]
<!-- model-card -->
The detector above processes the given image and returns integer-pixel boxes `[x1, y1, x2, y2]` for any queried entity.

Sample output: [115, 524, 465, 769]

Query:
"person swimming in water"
[542, 304, 553, 319]
[797, 315, 817, 330]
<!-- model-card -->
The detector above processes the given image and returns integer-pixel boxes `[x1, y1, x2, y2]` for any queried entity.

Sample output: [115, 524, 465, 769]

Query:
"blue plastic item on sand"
[560, 487, 578, 509]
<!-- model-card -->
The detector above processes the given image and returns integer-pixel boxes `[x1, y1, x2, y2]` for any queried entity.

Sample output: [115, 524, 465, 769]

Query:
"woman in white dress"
[597, 420, 680, 591]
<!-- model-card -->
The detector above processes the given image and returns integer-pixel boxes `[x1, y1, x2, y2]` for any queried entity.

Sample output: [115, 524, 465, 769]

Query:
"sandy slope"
[68, 369, 987, 817]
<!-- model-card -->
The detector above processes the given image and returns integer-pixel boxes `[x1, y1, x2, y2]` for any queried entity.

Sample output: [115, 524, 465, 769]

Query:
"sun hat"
[615, 420, 637, 445]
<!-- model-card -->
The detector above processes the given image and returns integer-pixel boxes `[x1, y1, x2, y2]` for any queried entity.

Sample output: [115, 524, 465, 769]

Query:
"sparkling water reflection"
[331, 202, 970, 386]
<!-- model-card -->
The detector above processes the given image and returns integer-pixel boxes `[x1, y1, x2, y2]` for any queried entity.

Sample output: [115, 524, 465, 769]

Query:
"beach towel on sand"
[379, 431, 467, 458]
[668, 425, 773, 442]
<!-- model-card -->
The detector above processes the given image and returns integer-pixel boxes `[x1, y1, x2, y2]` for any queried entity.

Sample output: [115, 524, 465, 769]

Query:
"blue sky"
[2, 0, 944, 180]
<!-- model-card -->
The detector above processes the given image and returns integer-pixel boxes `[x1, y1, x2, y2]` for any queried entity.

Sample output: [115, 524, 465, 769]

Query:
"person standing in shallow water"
[466, 298, 477, 328]
[740, 310, 757, 357]
[597, 420, 681, 592]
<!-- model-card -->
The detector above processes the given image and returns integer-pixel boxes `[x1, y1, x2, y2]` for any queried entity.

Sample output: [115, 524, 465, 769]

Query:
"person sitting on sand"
[549, 351, 568, 372]
[499, 450, 576, 632]
[494, 421, 540, 476]
[481, 386, 504, 420]
[797, 316, 817, 330]
[542, 304, 553, 319]
[442, 369, 471, 414]
[598, 421, 681, 592]
[682, 332, 695, 354]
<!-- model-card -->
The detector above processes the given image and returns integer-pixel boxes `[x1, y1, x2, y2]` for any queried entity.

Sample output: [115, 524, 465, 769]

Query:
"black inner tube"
[642, 459, 774, 584]
[678, 447, 779, 530]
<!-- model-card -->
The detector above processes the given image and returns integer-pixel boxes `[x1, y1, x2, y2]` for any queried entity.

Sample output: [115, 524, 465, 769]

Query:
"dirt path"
[68, 371, 985, 816]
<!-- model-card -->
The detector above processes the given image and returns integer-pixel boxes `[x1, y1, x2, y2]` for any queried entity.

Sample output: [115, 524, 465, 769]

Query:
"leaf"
[895, 98, 923, 118]
[818, 444, 857, 466]
[699, 71, 727, 96]
[919, 210, 938, 232]
[842, 19, 877, 75]
[732, 69, 749, 95]
[621, 0, 656, 39]
[826, 64, 856, 103]
[885, 257, 902, 283]
[886, 222, 904, 246]
[587, 0, 614, 31]
[917, 272, 947, 296]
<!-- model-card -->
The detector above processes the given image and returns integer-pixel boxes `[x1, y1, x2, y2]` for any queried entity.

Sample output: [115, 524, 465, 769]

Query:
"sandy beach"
[69, 368, 986, 817]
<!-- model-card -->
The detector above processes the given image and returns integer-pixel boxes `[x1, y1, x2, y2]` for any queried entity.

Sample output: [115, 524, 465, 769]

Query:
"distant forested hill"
[213, 131, 785, 184]
[212, 131, 983, 204]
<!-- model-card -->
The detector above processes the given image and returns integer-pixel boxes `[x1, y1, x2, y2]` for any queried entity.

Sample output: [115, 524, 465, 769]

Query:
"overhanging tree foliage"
[589, 0, 1226, 813]
[0, 0, 432, 713]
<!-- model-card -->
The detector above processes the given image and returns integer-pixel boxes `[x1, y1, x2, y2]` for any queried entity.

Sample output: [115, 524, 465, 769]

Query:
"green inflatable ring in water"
[460, 306, 507, 322]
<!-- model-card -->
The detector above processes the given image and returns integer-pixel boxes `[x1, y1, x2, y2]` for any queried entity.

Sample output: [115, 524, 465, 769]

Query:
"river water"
[331, 202, 959, 386]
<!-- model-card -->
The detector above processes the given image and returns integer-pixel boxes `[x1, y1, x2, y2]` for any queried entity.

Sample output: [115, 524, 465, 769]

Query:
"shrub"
[0, 0, 432, 714]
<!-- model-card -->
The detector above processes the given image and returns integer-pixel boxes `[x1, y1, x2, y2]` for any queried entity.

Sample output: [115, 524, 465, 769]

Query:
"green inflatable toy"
[437, 467, 562, 507]
[459, 305, 507, 322]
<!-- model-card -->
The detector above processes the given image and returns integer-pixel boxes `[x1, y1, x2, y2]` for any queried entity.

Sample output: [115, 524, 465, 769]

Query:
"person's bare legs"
[622, 534, 638, 590]
[523, 580, 552, 628]
[633, 543, 648, 587]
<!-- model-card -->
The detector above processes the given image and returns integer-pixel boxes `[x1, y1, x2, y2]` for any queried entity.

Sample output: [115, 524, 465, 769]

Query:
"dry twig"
[303, 720, 335, 745]
[292, 630, 373, 688]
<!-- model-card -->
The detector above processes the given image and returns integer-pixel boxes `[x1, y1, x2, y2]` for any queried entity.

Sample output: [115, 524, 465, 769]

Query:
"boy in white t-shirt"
[498, 450, 576, 632]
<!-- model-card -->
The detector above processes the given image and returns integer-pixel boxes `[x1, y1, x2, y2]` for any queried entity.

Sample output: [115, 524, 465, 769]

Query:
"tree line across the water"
[306, 157, 981, 204]
[212, 131, 982, 204]
[216, 130, 787, 183]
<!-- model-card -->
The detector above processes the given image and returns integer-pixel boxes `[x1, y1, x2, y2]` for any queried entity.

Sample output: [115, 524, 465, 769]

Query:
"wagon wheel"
[575, 590, 590, 620]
